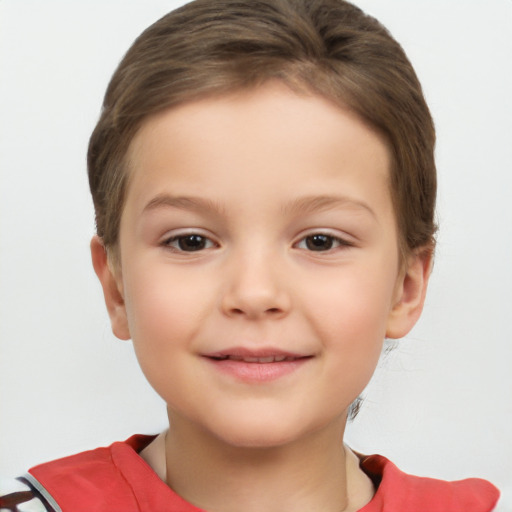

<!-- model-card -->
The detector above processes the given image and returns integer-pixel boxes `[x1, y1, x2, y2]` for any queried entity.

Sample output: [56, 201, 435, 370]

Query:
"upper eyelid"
[157, 228, 355, 246]
[293, 229, 355, 244]
[161, 233, 218, 253]
[294, 234, 353, 249]
[160, 228, 216, 242]
[160, 230, 219, 251]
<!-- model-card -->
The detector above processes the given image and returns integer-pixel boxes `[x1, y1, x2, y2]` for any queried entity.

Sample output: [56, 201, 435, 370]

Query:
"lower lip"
[204, 357, 310, 383]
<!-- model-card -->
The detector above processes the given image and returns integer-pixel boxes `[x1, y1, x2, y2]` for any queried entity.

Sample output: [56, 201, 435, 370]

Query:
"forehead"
[124, 83, 392, 217]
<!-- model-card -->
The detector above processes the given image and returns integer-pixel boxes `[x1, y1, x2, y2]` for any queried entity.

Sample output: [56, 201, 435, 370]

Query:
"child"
[0, 0, 501, 510]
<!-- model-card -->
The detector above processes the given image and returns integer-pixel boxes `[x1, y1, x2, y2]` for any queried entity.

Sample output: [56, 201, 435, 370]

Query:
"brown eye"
[295, 233, 352, 252]
[305, 234, 335, 251]
[165, 234, 214, 252]
[178, 235, 207, 251]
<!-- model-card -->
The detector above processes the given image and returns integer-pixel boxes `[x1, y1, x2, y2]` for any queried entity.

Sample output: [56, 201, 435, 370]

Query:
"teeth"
[243, 356, 260, 363]
[230, 355, 295, 363]
[211, 355, 297, 363]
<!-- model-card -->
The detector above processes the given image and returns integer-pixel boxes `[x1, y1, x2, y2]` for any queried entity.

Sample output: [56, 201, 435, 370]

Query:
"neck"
[162, 411, 373, 512]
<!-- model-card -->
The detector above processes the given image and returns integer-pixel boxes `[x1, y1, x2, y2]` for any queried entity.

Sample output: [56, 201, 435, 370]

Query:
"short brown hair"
[88, 0, 436, 256]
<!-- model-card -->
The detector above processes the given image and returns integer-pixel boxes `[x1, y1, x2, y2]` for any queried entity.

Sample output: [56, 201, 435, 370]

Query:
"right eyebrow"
[142, 194, 225, 216]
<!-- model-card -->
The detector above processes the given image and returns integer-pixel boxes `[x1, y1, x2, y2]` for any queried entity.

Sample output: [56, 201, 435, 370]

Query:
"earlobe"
[90, 236, 131, 340]
[386, 247, 433, 339]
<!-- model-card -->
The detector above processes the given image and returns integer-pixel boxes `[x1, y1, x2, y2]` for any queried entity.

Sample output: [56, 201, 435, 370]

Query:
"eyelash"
[294, 233, 353, 252]
[162, 233, 217, 252]
[161, 232, 352, 253]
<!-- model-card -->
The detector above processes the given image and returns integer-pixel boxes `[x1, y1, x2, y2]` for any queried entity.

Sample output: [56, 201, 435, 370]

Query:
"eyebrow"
[143, 194, 225, 215]
[142, 193, 376, 220]
[281, 195, 377, 219]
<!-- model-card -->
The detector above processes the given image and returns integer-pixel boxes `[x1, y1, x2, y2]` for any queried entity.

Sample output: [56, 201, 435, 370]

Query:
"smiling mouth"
[208, 355, 306, 363]
[203, 350, 311, 382]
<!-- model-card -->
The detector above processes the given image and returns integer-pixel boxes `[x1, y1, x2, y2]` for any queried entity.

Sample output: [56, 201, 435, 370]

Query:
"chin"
[217, 429, 302, 450]
[205, 413, 329, 450]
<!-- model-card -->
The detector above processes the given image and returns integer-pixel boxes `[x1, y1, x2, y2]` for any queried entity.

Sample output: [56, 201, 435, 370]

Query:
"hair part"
[88, 0, 437, 260]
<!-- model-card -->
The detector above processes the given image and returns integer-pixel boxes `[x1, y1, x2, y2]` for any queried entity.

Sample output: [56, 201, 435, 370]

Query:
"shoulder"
[15, 435, 201, 512]
[359, 454, 500, 512]
[19, 435, 159, 512]
[0, 476, 58, 512]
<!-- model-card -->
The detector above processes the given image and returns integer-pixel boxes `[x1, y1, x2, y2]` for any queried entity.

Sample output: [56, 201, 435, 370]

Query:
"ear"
[90, 235, 131, 340]
[386, 247, 433, 339]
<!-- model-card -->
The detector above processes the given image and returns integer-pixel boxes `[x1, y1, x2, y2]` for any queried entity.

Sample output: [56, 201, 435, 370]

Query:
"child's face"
[94, 82, 427, 447]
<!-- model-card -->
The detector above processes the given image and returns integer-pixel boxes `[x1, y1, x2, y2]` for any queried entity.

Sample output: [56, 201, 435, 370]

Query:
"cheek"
[306, 263, 396, 337]
[122, 265, 211, 377]
[125, 263, 204, 333]
[121, 268, 215, 412]
[301, 262, 397, 386]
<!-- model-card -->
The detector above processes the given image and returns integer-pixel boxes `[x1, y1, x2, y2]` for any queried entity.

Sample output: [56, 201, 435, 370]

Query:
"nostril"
[222, 290, 290, 318]
[228, 306, 282, 317]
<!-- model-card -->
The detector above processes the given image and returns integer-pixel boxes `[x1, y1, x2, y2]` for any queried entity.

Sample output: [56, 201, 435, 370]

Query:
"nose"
[220, 249, 291, 320]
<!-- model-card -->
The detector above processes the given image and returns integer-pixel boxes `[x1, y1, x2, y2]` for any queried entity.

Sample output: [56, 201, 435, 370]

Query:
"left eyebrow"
[142, 194, 225, 216]
[282, 195, 377, 220]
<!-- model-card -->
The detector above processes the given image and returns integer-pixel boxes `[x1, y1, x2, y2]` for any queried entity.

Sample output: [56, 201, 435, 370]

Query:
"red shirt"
[22, 435, 499, 512]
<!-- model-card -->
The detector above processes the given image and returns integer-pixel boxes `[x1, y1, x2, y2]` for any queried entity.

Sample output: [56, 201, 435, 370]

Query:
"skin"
[91, 82, 431, 512]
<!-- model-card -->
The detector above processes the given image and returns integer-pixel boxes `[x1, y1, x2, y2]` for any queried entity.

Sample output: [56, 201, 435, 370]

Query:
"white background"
[1, 0, 511, 507]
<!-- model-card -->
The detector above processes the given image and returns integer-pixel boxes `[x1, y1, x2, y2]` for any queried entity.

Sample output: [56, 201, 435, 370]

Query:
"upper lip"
[203, 347, 312, 363]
